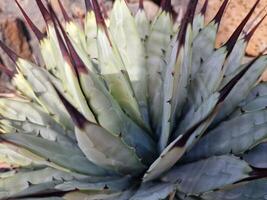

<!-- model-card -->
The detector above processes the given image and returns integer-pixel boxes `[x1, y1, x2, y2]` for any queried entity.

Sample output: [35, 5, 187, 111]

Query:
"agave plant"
[0, 0, 267, 199]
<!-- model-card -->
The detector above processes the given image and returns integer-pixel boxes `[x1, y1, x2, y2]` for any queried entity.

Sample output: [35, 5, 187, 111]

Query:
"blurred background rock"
[1, 0, 267, 90]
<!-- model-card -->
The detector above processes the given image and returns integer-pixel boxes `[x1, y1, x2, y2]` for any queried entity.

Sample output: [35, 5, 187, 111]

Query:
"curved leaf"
[185, 109, 267, 162]
[162, 155, 252, 194]
[201, 178, 267, 200]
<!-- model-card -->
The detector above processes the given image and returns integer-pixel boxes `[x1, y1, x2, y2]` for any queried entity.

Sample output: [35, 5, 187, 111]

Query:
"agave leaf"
[10, 181, 63, 199]
[200, 178, 267, 200]
[109, 0, 149, 126]
[65, 21, 99, 75]
[38, 176, 133, 199]
[91, 0, 145, 127]
[54, 13, 127, 136]
[0, 141, 69, 171]
[55, 88, 150, 174]
[236, 82, 267, 113]
[55, 176, 131, 192]
[15, 59, 73, 130]
[57, 21, 157, 163]
[56, 7, 152, 140]
[191, 0, 230, 79]
[134, 6, 150, 41]
[1, 119, 75, 146]
[242, 96, 267, 113]
[65, 21, 87, 56]
[153, 57, 223, 181]
[219, 4, 265, 90]
[184, 109, 267, 162]
[78, 64, 144, 138]
[130, 182, 176, 200]
[0, 142, 32, 167]
[84, 10, 98, 60]
[175, 93, 219, 137]
[40, 28, 69, 87]
[1, 166, 117, 199]
[213, 55, 267, 124]
[190, 0, 259, 109]
[40, 36, 62, 79]
[171, 24, 193, 125]
[146, 8, 173, 135]
[43, 4, 96, 109]
[243, 142, 267, 168]
[44, 23, 93, 96]
[159, 38, 180, 149]
[192, 0, 208, 39]
[0, 133, 109, 176]
[36, 4, 73, 87]
[0, 167, 75, 199]
[78, 70, 157, 160]
[191, 21, 218, 79]
[162, 155, 252, 194]
[160, 1, 198, 151]
[12, 71, 36, 100]
[0, 95, 73, 142]
[74, 122, 146, 174]
[0, 96, 75, 143]
[50, 17, 97, 123]
[189, 47, 227, 107]
[219, 39, 248, 90]
[57, 80, 156, 166]
[0, 97, 62, 128]
[95, 19, 144, 130]
[192, 13, 205, 39]
[144, 103, 218, 182]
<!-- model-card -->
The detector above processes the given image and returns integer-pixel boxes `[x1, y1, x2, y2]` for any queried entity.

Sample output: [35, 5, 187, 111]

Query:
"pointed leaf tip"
[245, 13, 267, 42]
[201, 0, 209, 15]
[14, 0, 45, 41]
[177, 0, 198, 48]
[58, 0, 71, 22]
[35, 0, 52, 24]
[91, 0, 112, 46]
[91, 0, 106, 27]
[160, 0, 172, 13]
[0, 40, 19, 63]
[139, 0, 144, 10]
[185, 0, 198, 24]
[224, 0, 260, 54]
[219, 54, 262, 102]
[213, 0, 230, 25]
[53, 6, 88, 74]
[53, 84, 88, 129]
[85, 0, 93, 12]
[48, 4, 75, 72]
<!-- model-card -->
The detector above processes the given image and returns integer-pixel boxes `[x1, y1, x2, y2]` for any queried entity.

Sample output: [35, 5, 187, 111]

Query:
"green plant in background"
[0, 0, 267, 199]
